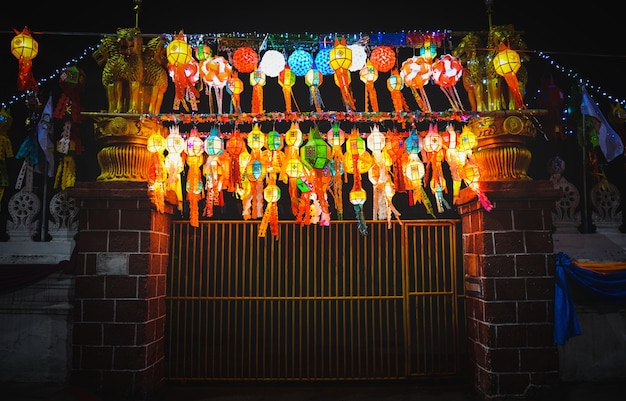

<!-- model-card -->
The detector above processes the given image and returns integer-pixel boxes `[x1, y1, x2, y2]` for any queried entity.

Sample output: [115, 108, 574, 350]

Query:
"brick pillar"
[456, 180, 561, 401]
[68, 181, 172, 399]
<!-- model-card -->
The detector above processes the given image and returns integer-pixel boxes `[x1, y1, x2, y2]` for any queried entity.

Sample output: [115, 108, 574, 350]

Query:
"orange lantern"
[386, 69, 409, 112]
[232, 47, 258, 73]
[227, 71, 244, 113]
[249, 69, 266, 114]
[431, 54, 464, 111]
[359, 60, 379, 112]
[369, 46, 396, 73]
[493, 43, 525, 109]
[399, 55, 432, 112]
[11, 27, 39, 92]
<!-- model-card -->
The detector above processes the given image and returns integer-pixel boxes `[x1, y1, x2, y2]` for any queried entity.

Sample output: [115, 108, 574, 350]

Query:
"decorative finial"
[133, 0, 142, 28]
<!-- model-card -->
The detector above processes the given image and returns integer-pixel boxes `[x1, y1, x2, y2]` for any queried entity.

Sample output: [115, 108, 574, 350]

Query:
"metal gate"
[165, 219, 465, 382]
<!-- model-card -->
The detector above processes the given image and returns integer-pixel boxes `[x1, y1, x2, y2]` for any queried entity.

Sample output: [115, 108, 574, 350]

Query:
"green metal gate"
[165, 219, 465, 382]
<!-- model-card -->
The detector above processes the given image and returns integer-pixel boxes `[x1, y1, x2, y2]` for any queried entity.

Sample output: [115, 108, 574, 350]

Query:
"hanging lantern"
[166, 33, 192, 65]
[387, 69, 409, 113]
[359, 60, 379, 112]
[259, 50, 285, 78]
[422, 125, 443, 153]
[305, 67, 324, 113]
[300, 126, 331, 169]
[166, 126, 186, 154]
[288, 50, 313, 76]
[369, 45, 396, 73]
[247, 123, 266, 152]
[458, 125, 478, 152]
[232, 46, 258, 73]
[185, 127, 204, 157]
[11, 26, 39, 92]
[348, 44, 367, 72]
[278, 65, 297, 113]
[284, 122, 303, 147]
[204, 126, 224, 156]
[493, 43, 525, 109]
[267, 129, 283, 151]
[264, 182, 281, 203]
[249, 69, 266, 114]
[147, 132, 166, 154]
[329, 37, 353, 71]
[366, 125, 386, 154]
[405, 129, 421, 155]
[314, 48, 334, 76]
[462, 162, 480, 184]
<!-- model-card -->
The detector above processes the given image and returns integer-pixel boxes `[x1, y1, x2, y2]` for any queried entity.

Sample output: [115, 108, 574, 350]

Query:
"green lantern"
[300, 126, 331, 169]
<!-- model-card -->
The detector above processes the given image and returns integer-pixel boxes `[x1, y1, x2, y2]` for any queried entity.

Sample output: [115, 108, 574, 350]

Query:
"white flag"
[580, 87, 624, 162]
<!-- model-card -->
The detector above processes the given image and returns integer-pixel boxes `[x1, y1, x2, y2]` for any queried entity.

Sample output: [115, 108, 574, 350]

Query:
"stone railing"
[549, 155, 623, 233]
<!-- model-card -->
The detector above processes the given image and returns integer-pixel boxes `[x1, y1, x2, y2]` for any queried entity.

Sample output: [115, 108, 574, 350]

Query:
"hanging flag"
[580, 87, 624, 162]
[36, 95, 55, 177]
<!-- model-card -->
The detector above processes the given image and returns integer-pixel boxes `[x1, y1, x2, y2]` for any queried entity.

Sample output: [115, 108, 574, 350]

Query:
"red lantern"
[232, 47, 258, 73]
[369, 46, 396, 73]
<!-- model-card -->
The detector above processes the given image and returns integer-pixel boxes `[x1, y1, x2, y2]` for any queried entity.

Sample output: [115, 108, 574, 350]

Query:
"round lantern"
[264, 183, 281, 203]
[329, 38, 352, 71]
[405, 158, 425, 183]
[278, 66, 296, 88]
[348, 44, 367, 72]
[11, 27, 38, 60]
[422, 125, 443, 153]
[431, 54, 463, 88]
[285, 157, 305, 178]
[400, 56, 432, 88]
[147, 133, 166, 153]
[359, 60, 378, 84]
[250, 69, 267, 86]
[185, 132, 204, 157]
[369, 46, 396, 73]
[288, 50, 313, 76]
[232, 46, 258, 73]
[259, 50, 285, 78]
[226, 131, 245, 158]
[314, 48, 334, 76]
[166, 128, 186, 155]
[305, 68, 323, 87]
[166, 36, 192, 65]
[346, 128, 366, 155]
[227, 73, 244, 95]
[493, 46, 521, 76]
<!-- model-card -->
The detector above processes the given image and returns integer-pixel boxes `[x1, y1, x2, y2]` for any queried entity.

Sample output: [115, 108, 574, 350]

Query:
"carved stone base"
[91, 115, 158, 182]
[467, 111, 538, 181]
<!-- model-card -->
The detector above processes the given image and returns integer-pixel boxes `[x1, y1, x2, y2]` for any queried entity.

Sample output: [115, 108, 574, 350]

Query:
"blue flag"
[580, 87, 624, 162]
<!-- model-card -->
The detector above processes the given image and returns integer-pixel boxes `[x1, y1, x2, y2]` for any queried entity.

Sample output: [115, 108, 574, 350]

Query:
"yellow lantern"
[247, 124, 266, 152]
[349, 188, 367, 205]
[147, 133, 166, 154]
[458, 125, 478, 152]
[493, 43, 525, 109]
[263, 183, 281, 203]
[11, 26, 39, 92]
[462, 162, 481, 184]
[166, 126, 186, 155]
[11, 27, 38, 59]
[329, 37, 352, 71]
[166, 33, 192, 66]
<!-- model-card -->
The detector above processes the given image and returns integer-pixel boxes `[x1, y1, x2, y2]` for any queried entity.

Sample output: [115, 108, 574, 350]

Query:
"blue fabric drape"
[553, 252, 626, 345]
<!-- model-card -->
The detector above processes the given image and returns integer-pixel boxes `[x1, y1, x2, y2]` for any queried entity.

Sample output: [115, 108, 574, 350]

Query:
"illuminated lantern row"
[157, 35, 479, 115]
[147, 122, 487, 234]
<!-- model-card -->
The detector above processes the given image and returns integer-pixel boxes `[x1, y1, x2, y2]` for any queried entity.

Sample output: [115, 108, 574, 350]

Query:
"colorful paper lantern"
[166, 33, 192, 65]
[432, 54, 464, 111]
[288, 50, 313, 76]
[259, 50, 285, 78]
[11, 26, 39, 92]
[300, 126, 331, 169]
[369, 45, 396, 73]
[493, 43, 525, 109]
[348, 44, 367, 72]
[232, 46, 258, 73]
[314, 48, 334, 76]
[204, 126, 224, 156]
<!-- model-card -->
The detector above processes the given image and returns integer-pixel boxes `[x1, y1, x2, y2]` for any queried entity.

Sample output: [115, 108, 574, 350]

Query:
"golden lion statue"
[93, 27, 168, 114]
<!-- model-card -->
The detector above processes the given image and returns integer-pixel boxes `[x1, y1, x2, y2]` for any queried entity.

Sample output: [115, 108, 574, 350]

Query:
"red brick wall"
[456, 180, 561, 401]
[68, 182, 172, 399]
